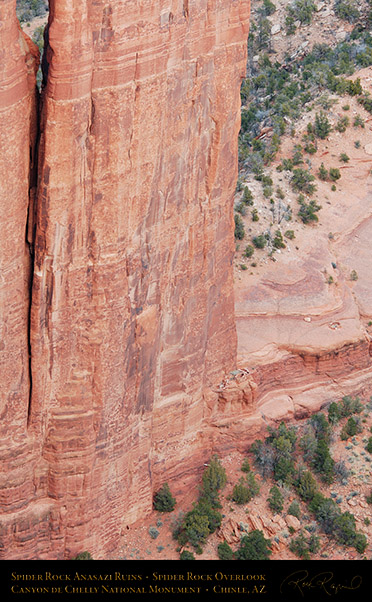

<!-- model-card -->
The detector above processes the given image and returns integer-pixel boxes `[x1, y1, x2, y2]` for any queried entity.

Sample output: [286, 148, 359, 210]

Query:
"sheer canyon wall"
[0, 0, 250, 558]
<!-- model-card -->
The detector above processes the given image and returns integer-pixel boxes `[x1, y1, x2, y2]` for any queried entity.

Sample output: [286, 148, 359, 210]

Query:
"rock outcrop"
[0, 0, 250, 559]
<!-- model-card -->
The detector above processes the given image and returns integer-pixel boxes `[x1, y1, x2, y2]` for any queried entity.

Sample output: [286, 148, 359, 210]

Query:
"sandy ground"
[235, 67, 372, 368]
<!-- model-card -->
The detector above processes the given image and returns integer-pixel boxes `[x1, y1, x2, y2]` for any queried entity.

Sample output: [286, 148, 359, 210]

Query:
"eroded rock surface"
[0, 0, 250, 558]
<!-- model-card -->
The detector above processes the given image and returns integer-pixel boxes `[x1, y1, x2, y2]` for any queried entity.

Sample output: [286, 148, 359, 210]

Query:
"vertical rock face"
[0, 1, 250, 558]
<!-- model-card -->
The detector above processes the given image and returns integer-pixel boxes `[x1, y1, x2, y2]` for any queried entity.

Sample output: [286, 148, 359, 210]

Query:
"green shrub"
[285, 14, 296, 35]
[312, 439, 334, 483]
[314, 112, 332, 139]
[267, 486, 284, 513]
[149, 527, 159, 539]
[252, 234, 267, 249]
[329, 167, 341, 181]
[243, 186, 254, 205]
[298, 199, 321, 224]
[335, 116, 349, 133]
[244, 245, 254, 258]
[350, 270, 358, 281]
[180, 550, 195, 560]
[310, 413, 331, 443]
[201, 455, 227, 508]
[241, 458, 251, 473]
[291, 168, 316, 195]
[217, 541, 234, 560]
[252, 208, 259, 222]
[299, 429, 317, 462]
[232, 473, 260, 505]
[366, 437, 372, 454]
[261, 0, 277, 16]
[250, 439, 275, 478]
[72, 551, 93, 560]
[328, 402, 341, 425]
[353, 115, 365, 128]
[284, 230, 295, 240]
[153, 483, 176, 512]
[366, 491, 372, 505]
[235, 530, 272, 560]
[340, 153, 349, 163]
[273, 456, 296, 483]
[334, 0, 360, 23]
[234, 214, 245, 240]
[181, 509, 210, 547]
[235, 201, 246, 215]
[318, 163, 329, 182]
[295, 469, 318, 501]
[288, 500, 301, 519]
[287, 0, 316, 25]
[289, 531, 311, 559]
[273, 230, 286, 249]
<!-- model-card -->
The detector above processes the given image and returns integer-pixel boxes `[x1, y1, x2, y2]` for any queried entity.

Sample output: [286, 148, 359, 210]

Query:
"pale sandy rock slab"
[285, 515, 301, 531]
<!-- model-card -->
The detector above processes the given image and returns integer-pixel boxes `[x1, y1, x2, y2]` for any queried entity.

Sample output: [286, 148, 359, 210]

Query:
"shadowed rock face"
[0, 1, 250, 558]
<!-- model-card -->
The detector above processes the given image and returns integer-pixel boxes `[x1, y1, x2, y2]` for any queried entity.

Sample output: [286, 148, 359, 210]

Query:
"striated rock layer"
[0, 1, 250, 558]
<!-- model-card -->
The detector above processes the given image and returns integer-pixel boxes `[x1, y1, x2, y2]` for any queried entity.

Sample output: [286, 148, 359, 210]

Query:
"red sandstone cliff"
[0, 0, 250, 559]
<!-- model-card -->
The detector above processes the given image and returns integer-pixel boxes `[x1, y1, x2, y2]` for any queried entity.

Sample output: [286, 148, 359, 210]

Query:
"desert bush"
[252, 234, 267, 249]
[72, 551, 93, 560]
[180, 550, 195, 560]
[250, 440, 275, 478]
[314, 112, 332, 139]
[243, 187, 254, 204]
[299, 427, 318, 463]
[200, 455, 227, 508]
[260, 0, 277, 16]
[273, 230, 286, 249]
[235, 201, 246, 215]
[289, 531, 311, 559]
[310, 413, 331, 443]
[241, 458, 251, 472]
[291, 168, 316, 194]
[267, 486, 284, 513]
[149, 527, 159, 539]
[329, 167, 341, 181]
[244, 245, 254, 258]
[328, 402, 341, 424]
[366, 437, 372, 454]
[288, 500, 301, 519]
[312, 439, 334, 483]
[353, 115, 365, 128]
[217, 541, 234, 560]
[350, 270, 358, 281]
[298, 199, 321, 224]
[287, 0, 316, 25]
[232, 473, 260, 504]
[153, 483, 176, 512]
[334, 0, 360, 23]
[16, 0, 48, 23]
[334, 459, 350, 482]
[335, 116, 349, 133]
[234, 214, 245, 240]
[294, 469, 318, 501]
[235, 530, 272, 560]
